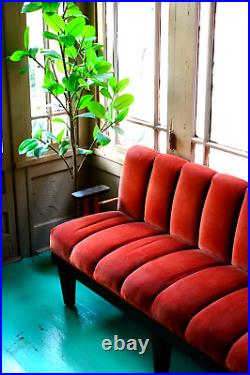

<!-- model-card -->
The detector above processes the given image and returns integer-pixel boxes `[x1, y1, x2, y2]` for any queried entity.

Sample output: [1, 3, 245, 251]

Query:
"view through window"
[193, 2, 248, 180]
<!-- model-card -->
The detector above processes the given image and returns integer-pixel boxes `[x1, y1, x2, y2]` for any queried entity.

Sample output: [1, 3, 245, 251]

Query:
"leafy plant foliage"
[9, 2, 134, 189]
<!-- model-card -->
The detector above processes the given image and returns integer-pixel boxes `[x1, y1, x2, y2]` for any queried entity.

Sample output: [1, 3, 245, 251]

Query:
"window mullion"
[154, 2, 161, 151]
[202, 3, 216, 166]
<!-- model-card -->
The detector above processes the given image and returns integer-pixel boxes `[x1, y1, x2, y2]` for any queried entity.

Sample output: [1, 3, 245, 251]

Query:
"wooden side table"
[71, 184, 111, 216]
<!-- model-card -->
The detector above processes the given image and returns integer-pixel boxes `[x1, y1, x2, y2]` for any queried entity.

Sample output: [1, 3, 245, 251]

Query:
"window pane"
[159, 2, 169, 128]
[159, 131, 167, 153]
[209, 148, 248, 180]
[117, 2, 155, 123]
[118, 121, 154, 149]
[210, 3, 248, 151]
[193, 143, 204, 165]
[195, 3, 211, 138]
[26, 11, 47, 117]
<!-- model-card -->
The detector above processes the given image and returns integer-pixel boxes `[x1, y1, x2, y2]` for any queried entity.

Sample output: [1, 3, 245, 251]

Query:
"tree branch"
[40, 139, 73, 178]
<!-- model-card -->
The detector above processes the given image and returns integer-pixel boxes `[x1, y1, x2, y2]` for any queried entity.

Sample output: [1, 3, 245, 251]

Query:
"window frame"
[102, 2, 168, 152]
[191, 3, 248, 167]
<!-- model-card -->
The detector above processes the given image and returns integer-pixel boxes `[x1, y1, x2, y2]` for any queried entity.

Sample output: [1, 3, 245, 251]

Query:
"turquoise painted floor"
[2, 252, 206, 373]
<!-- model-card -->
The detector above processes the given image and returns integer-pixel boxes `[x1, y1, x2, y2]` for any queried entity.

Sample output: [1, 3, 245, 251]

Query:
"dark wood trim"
[51, 253, 227, 373]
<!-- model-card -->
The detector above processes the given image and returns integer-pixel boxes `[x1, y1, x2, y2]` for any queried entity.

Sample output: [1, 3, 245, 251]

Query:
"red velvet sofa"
[50, 145, 248, 373]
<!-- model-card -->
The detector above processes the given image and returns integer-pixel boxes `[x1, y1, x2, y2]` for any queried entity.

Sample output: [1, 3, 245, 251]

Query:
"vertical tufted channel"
[118, 145, 157, 220]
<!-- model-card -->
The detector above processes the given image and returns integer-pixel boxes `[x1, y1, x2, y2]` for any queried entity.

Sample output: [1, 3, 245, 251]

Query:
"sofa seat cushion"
[70, 222, 162, 276]
[94, 235, 193, 294]
[50, 211, 132, 262]
[225, 332, 248, 373]
[120, 250, 221, 313]
[151, 265, 248, 337]
[185, 288, 248, 365]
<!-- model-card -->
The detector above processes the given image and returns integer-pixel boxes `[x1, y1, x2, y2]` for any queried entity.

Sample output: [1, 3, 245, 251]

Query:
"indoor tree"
[9, 2, 134, 190]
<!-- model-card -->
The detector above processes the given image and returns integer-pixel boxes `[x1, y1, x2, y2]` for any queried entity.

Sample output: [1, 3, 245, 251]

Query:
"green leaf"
[78, 94, 93, 110]
[42, 2, 60, 13]
[95, 61, 112, 74]
[18, 139, 38, 155]
[43, 31, 59, 41]
[9, 50, 29, 62]
[24, 26, 29, 50]
[100, 88, 112, 100]
[21, 2, 42, 13]
[19, 65, 29, 75]
[115, 107, 129, 123]
[65, 17, 85, 37]
[52, 118, 67, 125]
[50, 83, 65, 96]
[75, 113, 96, 119]
[66, 4, 83, 16]
[113, 94, 134, 111]
[96, 132, 111, 146]
[93, 125, 99, 140]
[33, 145, 49, 157]
[59, 140, 70, 156]
[82, 25, 96, 39]
[55, 60, 64, 73]
[40, 49, 62, 60]
[56, 128, 65, 144]
[59, 35, 75, 47]
[116, 78, 129, 93]
[43, 13, 64, 33]
[32, 122, 43, 139]
[77, 148, 93, 155]
[65, 46, 77, 59]
[86, 48, 98, 66]
[108, 77, 117, 92]
[62, 73, 78, 93]
[28, 48, 38, 58]
[43, 68, 55, 88]
[87, 102, 106, 119]
[45, 131, 57, 142]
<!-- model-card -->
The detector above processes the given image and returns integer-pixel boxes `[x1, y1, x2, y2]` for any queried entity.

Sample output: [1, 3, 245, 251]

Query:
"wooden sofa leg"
[58, 264, 76, 308]
[151, 332, 172, 373]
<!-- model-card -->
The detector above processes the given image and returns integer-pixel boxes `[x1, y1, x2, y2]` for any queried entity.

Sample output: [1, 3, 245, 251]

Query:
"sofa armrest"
[71, 184, 111, 215]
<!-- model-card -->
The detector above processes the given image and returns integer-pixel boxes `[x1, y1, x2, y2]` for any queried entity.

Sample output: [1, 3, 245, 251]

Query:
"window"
[102, 2, 169, 152]
[26, 9, 68, 138]
[193, 2, 248, 180]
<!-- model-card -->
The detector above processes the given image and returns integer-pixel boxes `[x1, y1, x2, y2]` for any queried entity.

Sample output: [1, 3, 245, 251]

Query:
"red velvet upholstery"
[232, 189, 248, 271]
[94, 234, 192, 294]
[144, 154, 186, 231]
[50, 211, 132, 262]
[121, 250, 221, 313]
[226, 333, 248, 373]
[170, 164, 216, 246]
[151, 265, 248, 337]
[199, 174, 247, 262]
[118, 145, 157, 220]
[185, 288, 248, 365]
[70, 222, 161, 276]
[50, 145, 248, 372]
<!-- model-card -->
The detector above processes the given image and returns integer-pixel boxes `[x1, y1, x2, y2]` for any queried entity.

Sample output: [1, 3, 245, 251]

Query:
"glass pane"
[26, 11, 47, 117]
[209, 148, 248, 180]
[117, 2, 155, 123]
[195, 3, 211, 138]
[159, 131, 167, 153]
[159, 2, 169, 128]
[118, 121, 154, 149]
[210, 3, 248, 151]
[32, 118, 48, 136]
[105, 3, 114, 64]
[193, 143, 204, 165]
